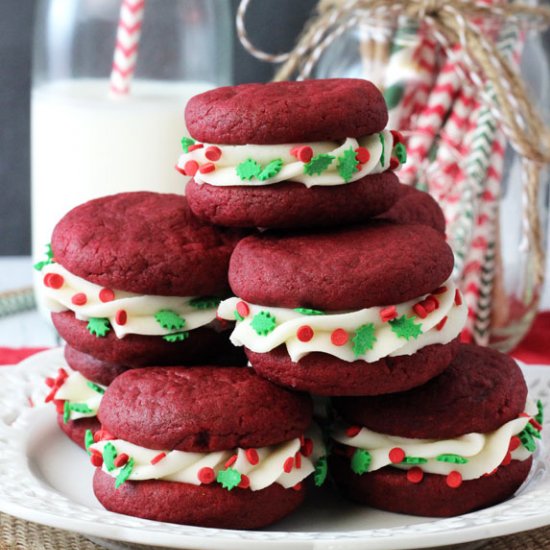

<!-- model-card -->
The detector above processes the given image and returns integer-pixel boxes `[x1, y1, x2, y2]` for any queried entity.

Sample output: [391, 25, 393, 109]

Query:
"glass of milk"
[32, 0, 232, 314]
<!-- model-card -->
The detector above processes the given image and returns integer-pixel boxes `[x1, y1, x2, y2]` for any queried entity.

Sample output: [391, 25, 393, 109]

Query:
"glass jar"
[32, 0, 232, 313]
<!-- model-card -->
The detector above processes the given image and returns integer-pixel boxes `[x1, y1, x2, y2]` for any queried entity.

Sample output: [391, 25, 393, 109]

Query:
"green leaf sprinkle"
[314, 456, 328, 487]
[378, 133, 386, 166]
[103, 442, 118, 472]
[62, 401, 94, 423]
[84, 429, 94, 454]
[303, 154, 334, 176]
[436, 454, 469, 464]
[401, 456, 428, 465]
[250, 311, 277, 336]
[394, 142, 407, 164]
[115, 457, 135, 489]
[351, 449, 371, 475]
[258, 159, 283, 181]
[63, 401, 71, 424]
[525, 422, 542, 439]
[234, 310, 244, 322]
[181, 136, 195, 153]
[336, 147, 359, 182]
[86, 381, 105, 394]
[34, 244, 54, 271]
[163, 332, 189, 343]
[216, 467, 242, 491]
[535, 400, 544, 425]
[236, 158, 262, 181]
[87, 317, 111, 338]
[294, 308, 325, 316]
[389, 315, 423, 340]
[352, 323, 377, 357]
[188, 296, 221, 310]
[519, 428, 536, 452]
[155, 310, 186, 331]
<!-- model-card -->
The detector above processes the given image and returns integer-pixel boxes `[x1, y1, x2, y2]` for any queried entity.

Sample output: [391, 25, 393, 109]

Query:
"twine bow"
[237, 0, 550, 289]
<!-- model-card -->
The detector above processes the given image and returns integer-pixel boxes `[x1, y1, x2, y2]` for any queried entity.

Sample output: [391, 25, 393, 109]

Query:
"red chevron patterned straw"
[110, 0, 146, 95]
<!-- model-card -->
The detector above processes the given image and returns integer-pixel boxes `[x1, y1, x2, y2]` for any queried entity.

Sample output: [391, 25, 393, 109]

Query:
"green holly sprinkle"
[181, 136, 195, 153]
[336, 147, 359, 182]
[63, 401, 93, 423]
[155, 310, 186, 331]
[394, 142, 407, 164]
[103, 442, 118, 472]
[303, 154, 334, 176]
[294, 308, 325, 316]
[250, 311, 277, 336]
[525, 422, 542, 439]
[535, 400, 544, 425]
[86, 381, 105, 395]
[63, 401, 71, 424]
[84, 429, 94, 454]
[34, 243, 54, 271]
[258, 159, 283, 181]
[351, 449, 371, 475]
[216, 467, 242, 491]
[378, 133, 386, 165]
[401, 456, 428, 465]
[163, 332, 189, 343]
[87, 317, 111, 338]
[389, 315, 423, 340]
[352, 323, 377, 357]
[314, 456, 328, 487]
[519, 427, 537, 452]
[436, 454, 469, 464]
[115, 457, 135, 489]
[189, 296, 221, 310]
[236, 158, 262, 181]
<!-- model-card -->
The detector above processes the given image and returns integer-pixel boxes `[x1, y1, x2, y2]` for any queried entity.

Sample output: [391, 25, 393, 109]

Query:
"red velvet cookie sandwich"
[218, 222, 467, 395]
[330, 344, 543, 517]
[36, 192, 243, 366]
[88, 367, 326, 528]
[178, 79, 406, 228]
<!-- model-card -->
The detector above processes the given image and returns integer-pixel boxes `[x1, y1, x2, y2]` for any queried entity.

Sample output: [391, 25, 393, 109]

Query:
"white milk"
[32, 79, 213, 313]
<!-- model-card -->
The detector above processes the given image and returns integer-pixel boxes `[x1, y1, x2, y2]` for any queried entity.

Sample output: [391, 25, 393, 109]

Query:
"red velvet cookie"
[329, 344, 540, 517]
[64, 345, 131, 386]
[186, 172, 400, 229]
[57, 414, 100, 450]
[91, 367, 321, 528]
[185, 79, 388, 145]
[378, 184, 446, 233]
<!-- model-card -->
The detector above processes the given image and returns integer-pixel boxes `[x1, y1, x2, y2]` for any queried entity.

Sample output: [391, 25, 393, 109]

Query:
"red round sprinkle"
[225, 454, 238, 468]
[413, 303, 427, 319]
[115, 309, 127, 325]
[331, 328, 349, 346]
[407, 467, 424, 484]
[114, 453, 129, 468]
[289, 146, 300, 157]
[301, 438, 313, 457]
[283, 457, 294, 473]
[236, 301, 250, 318]
[446, 471, 463, 489]
[205, 145, 222, 161]
[46, 273, 64, 289]
[245, 448, 259, 465]
[94, 429, 116, 442]
[295, 452, 302, 469]
[71, 293, 87, 306]
[297, 325, 314, 342]
[45, 377, 55, 388]
[197, 467, 216, 484]
[54, 400, 65, 414]
[187, 143, 204, 152]
[389, 448, 406, 464]
[435, 316, 448, 331]
[297, 145, 313, 163]
[390, 156, 400, 170]
[199, 162, 216, 174]
[391, 130, 404, 144]
[509, 436, 521, 452]
[433, 286, 448, 295]
[99, 288, 115, 303]
[151, 452, 166, 465]
[380, 305, 397, 322]
[423, 296, 439, 313]
[454, 289, 463, 306]
[238, 474, 250, 489]
[355, 146, 370, 164]
[184, 160, 199, 177]
[292, 482, 302, 491]
[501, 451, 512, 466]
[345, 426, 361, 438]
[90, 453, 103, 467]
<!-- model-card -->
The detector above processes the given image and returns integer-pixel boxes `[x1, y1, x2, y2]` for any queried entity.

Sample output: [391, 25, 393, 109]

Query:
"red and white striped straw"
[110, 0, 146, 96]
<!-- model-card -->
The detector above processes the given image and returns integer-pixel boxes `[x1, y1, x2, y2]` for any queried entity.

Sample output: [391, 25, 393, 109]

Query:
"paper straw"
[110, 0, 146, 96]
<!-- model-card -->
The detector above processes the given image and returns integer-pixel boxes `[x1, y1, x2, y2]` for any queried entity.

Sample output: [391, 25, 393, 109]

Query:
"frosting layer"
[176, 130, 404, 188]
[331, 399, 542, 481]
[217, 279, 466, 363]
[41, 263, 219, 339]
[55, 370, 105, 420]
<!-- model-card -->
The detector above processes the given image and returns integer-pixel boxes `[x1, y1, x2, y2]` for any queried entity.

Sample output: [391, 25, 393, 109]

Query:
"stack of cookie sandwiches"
[180, 79, 542, 517]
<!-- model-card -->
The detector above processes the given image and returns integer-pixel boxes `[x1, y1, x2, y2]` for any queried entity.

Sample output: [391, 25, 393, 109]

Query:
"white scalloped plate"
[0, 348, 549, 550]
